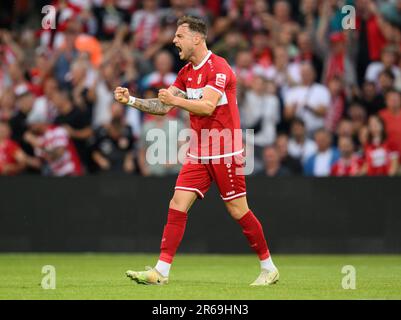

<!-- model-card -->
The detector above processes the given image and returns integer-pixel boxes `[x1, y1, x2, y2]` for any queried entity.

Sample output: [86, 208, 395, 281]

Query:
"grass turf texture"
[0, 254, 400, 300]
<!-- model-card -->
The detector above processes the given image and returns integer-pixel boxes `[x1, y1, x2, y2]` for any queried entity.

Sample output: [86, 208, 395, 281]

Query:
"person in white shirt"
[284, 62, 331, 136]
[240, 76, 280, 172]
[365, 46, 401, 89]
[240, 76, 280, 146]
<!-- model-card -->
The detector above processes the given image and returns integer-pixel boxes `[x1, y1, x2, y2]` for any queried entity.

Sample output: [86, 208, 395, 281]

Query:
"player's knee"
[225, 200, 249, 220]
[169, 196, 188, 213]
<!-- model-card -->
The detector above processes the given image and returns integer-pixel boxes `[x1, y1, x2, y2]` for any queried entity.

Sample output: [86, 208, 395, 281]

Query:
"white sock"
[155, 260, 171, 277]
[260, 257, 277, 272]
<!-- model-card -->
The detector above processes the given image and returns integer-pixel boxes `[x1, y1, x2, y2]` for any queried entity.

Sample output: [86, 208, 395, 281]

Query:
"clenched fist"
[158, 88, 176, 105]
[114, 87, 130, 104]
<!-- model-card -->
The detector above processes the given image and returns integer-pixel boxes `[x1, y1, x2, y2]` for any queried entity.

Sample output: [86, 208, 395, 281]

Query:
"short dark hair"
[291, 117, 305, 128]
[177, 16, 207, 38]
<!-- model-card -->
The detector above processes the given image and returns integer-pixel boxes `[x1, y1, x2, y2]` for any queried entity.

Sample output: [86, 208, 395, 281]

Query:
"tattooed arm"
[114, 86, 186, 115]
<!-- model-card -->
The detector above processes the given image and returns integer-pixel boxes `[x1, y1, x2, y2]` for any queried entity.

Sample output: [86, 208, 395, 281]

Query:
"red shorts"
[175, 154, 247, 202]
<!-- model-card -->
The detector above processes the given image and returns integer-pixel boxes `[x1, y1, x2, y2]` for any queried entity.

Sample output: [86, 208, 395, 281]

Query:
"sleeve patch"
[215, 73, 226, 88]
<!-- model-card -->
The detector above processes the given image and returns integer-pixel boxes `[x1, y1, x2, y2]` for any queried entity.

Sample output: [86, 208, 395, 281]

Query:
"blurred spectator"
[24, 106, 82, 177]
[304, 128, 339, 176]
[334, 118, 357, 147]
[130, 0, 162, 51]
[0, 90, 15, 122]
[287, 118, 317, 163]
[275, 133, 302, 175]
[53, 89, 93, 170]
[240, 75, 280, 171]
[240, 75, 280, 147]
[141, 50, 177, 91]
[354, 0, 388, 84]
[325, 76, 346, 133]
[275, 24, 299, 60]
[317, 29, 357, 89]
[261, 145, 291, 177]
[93, 0, 127, 41]
[92, 63, 120, 128]
[211, 28, 249, 66]
[294, 31, 323, 82]
[264, 45, 301, 97]
[357, 81, 385, 116]
[379, 90, 401, 160]
[29, 47, 56, 96]
[297, 0, 319, 30]
[377, 68, 396, 96]
[347, 102, 368, 139]
[232, 50, 258, 91]
[330, 136, 362, 177]
[31, 78, 59, 124]
[361, 115, 398, 176]
[9, 85, 35, 151]
[284, 62, 331, 136]
[0, 121, 26, 175]
[66, 58, 96, 116]
[91, 102, 135, 174]
[365, 46, 401, 88]
[251, 30, 273, 69]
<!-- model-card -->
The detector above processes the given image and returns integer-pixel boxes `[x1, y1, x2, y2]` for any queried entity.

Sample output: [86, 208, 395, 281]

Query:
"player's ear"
[193, 34, 201, 45]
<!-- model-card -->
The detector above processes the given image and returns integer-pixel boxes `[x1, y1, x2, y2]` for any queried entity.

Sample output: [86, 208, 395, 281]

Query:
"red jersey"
[36, 126, 82, 177]
[364, 142, 398, 176]
[379, 109, 401, 159]
[0, 139, 20, 175]
[173, 51, 243, 159]
[330, 155, 363, 177]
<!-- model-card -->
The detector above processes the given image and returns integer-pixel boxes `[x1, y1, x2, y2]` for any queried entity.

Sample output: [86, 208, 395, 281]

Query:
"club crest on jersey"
[216, 73, 226, 88]
[197, 74, 202, 84]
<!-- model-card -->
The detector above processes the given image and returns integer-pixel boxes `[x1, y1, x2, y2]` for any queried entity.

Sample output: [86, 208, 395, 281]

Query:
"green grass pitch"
[0, 254, 400, 300]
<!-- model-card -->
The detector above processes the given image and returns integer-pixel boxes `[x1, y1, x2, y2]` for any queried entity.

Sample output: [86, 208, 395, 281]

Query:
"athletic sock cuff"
[237, 210, 253, 225]
[168, 208, 188, 222]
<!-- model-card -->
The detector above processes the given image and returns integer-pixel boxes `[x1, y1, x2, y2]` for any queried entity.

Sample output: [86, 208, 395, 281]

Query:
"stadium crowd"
[0, 0, 401, 177]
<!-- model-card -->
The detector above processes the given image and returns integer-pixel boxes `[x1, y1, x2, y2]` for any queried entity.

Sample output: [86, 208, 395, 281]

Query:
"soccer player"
[114, 16, 279, 286]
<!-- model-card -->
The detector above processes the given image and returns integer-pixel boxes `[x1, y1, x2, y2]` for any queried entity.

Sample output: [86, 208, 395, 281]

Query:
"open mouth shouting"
[176, 45, 183, 58]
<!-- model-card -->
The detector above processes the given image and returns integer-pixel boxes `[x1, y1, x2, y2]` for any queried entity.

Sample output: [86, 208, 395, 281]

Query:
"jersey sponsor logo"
[216, 73, 226, 88]
[197, 74, 202, 84]
[186, 87, 228, 106]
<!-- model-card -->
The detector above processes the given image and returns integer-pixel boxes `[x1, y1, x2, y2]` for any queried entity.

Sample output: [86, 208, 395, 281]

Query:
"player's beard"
[180, 47, 194, 61]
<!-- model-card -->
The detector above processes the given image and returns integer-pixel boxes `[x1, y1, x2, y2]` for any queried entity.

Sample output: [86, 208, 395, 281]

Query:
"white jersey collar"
[192, 50, 212, 70]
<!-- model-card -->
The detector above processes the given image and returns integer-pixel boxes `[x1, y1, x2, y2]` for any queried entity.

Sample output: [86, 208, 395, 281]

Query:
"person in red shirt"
[379, 89, 401, 162]
[0, 121, 26, 175]
[331, 136, 363, 177]
[361, 115, 399, 176]
[114, 16, 278, 286]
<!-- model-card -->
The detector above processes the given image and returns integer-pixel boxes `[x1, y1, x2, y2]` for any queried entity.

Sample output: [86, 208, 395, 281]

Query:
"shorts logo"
[197, 74, 202, 84]
[226, 191, 235, 196]
[216, 73, 226, 88]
